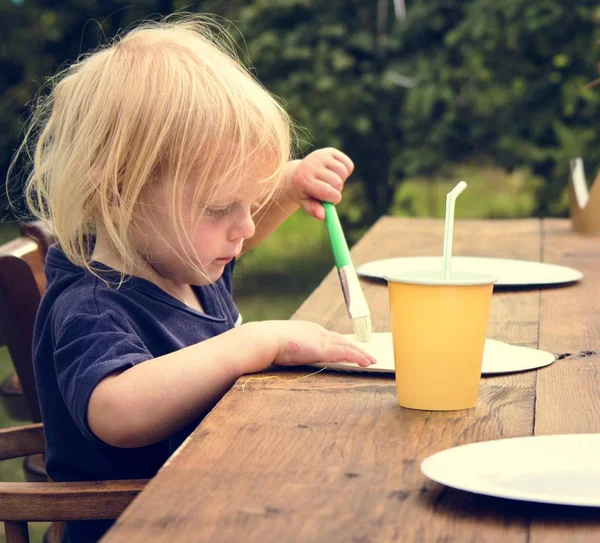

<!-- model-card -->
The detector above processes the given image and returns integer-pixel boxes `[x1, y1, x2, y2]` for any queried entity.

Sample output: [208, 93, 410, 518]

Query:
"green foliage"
[429, 0, 600, 215]
[0, 0, 172, 217]
[203, 0, 600, 220]
[2, 0, 600, 224]
[391, 162, 543, 219]
[201, 0, 408, 223]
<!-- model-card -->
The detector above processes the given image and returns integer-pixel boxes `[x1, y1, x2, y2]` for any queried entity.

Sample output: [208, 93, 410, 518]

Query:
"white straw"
[442, 181, 467, 280]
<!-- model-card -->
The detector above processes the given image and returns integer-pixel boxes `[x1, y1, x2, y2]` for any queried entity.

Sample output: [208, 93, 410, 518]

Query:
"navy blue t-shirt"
[33, 245, 240, 542]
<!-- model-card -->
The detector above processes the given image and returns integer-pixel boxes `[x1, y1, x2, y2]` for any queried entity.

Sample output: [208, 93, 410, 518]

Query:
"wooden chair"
[0, 423, 148, 543]
[17, 221, 55, 259]
[0, 221, 59, 425]
[0, 227, 148, 543]
[0, 221, 54, 423]
[0, 228, 51, 484]
[1, 426, 146, 543]
[0, 232, 47, 424]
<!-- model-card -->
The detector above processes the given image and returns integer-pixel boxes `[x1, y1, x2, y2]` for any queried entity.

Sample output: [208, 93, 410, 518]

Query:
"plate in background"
[356, 256, 583, 287]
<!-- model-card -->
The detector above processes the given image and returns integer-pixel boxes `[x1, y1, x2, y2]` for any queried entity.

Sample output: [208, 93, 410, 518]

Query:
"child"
[12, 16, 376, 542]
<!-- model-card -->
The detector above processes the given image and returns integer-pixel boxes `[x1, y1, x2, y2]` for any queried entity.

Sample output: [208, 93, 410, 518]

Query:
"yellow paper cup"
[385, 270, 496, 411]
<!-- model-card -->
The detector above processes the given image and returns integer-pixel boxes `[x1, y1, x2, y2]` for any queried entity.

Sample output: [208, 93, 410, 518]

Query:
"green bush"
[204, 0, 600, 219]
[3, 0, 600, 225]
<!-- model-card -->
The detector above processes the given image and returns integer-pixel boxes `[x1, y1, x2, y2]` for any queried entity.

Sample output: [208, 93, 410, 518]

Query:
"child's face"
[133, 176, 261, 286]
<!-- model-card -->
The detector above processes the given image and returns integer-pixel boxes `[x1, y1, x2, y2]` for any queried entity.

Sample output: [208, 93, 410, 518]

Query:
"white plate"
[315, 333, 555, 375]
[482, 339, 555, 374]
[420, 434, 600, 507]
[356, 256, 583, 287]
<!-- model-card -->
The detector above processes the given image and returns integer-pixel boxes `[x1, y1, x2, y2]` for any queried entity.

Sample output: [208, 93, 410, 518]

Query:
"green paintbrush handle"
[323, 202, 351, 268]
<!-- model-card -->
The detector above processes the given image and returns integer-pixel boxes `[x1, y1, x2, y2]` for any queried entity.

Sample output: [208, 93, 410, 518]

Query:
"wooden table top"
[102, 218, 600, 543]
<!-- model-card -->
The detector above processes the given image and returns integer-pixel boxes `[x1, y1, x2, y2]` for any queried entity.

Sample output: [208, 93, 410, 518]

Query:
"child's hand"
[264, 320, 375, 367]
[288, 148, 354, 220]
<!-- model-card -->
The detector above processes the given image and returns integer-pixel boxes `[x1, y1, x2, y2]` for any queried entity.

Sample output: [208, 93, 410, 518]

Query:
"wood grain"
[101, 219, 600, 543]
[535, 219, 600, 436]
[0, 423, 45, 461]
[0, 479, 148, 522]
[104, 379, 536, 542]
[529, 220, 600, 543]
[4, 521, 29, 543]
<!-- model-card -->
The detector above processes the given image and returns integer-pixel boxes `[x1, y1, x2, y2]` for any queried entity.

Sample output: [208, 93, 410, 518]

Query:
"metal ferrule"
[338, 265, 366, 318]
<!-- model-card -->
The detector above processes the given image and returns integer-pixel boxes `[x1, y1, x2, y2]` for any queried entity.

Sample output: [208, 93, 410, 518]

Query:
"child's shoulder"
[43, 245, 137, 324]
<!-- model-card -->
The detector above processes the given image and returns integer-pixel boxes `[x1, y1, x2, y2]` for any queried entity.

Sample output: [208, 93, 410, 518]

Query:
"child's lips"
[215, 246, 242, 264]
[215, 254, 237, 263]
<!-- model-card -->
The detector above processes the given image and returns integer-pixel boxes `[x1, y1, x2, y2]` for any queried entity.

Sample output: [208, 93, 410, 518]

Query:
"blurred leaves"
[203, 0, 600, 219]
[3, 0, 600, 223]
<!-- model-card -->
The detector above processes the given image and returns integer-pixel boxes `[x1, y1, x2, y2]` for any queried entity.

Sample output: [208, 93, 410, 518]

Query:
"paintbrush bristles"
[338, 265, 373, 342]
[352, 315, 373, 343]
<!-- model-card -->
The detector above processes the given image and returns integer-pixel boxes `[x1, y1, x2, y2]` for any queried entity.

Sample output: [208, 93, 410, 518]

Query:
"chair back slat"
[18, 221, 54, 259]
[0, 237, 47, 422]
[4, 520, 30, 543]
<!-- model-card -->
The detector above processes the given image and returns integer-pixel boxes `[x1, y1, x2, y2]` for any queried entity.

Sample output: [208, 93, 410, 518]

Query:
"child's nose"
[231, 208, 255, 240]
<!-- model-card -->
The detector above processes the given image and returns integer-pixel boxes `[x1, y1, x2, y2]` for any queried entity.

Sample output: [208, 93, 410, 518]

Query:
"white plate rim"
[356, 256, 583, 287]
[482, 339, 555, 374]
[313, 335, 556, 376]
[420, 434, 600, 507]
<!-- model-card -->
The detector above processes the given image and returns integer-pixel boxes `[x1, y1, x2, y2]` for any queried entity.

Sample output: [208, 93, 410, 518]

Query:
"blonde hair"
[10, 14, 293, 277]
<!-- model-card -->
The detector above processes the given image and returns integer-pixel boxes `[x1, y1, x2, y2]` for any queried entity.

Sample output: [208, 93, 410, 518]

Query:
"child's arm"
[241, 148, 354, 255]
[87, 319, 375, 449]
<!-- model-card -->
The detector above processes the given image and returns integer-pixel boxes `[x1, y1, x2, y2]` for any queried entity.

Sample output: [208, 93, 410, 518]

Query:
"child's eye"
[206, 205, 233, 219]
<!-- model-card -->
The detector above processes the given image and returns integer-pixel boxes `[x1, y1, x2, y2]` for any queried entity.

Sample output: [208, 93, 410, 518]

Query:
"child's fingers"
[340, 341, 376, 365]
[329, 150, 354, 176]
[325, 159, 350, 180]
[322, 343, 375, 367]
[306, 180, 342, 204]
[325, 335, 377, 366]
[303, 199, 325, 220]
[317, 169, 344, 189]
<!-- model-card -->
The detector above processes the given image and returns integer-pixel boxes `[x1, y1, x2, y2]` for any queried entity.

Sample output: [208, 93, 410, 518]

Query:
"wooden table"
[102, 218, 600, 542]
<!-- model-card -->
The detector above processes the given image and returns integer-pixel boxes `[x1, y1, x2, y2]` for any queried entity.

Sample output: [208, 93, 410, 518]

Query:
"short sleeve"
[54, 310, 152, 442]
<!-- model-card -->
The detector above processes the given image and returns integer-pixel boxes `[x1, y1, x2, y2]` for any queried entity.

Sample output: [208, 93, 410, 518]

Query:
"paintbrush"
[323, 202, 373, 342]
